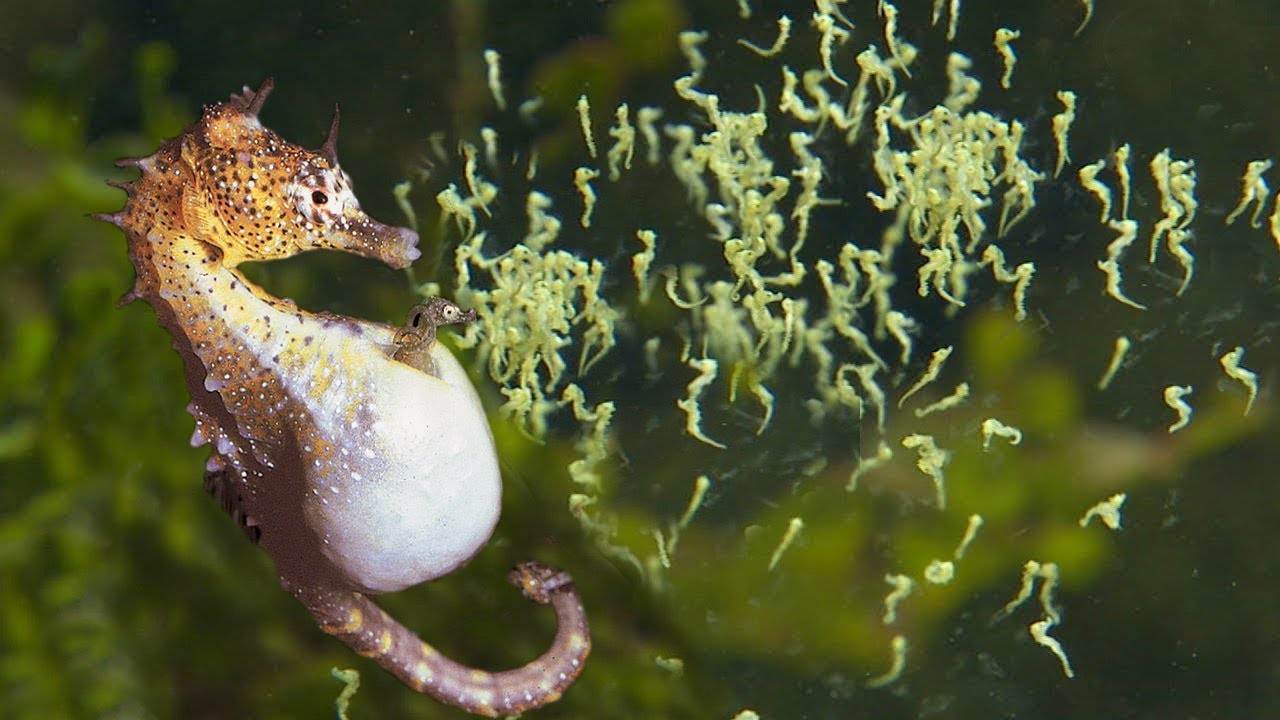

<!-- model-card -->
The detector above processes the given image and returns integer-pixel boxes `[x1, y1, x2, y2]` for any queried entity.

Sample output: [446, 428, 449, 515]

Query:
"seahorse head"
[172, 78, 420, 269]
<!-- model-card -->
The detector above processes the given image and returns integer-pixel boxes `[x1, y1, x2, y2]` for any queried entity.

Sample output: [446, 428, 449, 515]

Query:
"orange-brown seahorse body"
[97, 79, 589, 716]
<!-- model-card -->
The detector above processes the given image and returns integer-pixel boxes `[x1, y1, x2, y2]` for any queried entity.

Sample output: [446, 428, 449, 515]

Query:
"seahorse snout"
[316, 214, 421, 269]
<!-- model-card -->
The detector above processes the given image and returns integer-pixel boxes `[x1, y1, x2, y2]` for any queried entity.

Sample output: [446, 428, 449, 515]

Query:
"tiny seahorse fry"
[97, 79, 589, 717]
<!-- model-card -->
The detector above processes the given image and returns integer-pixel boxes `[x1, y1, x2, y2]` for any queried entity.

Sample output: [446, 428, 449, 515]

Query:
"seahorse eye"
[312, 191, 328, 205]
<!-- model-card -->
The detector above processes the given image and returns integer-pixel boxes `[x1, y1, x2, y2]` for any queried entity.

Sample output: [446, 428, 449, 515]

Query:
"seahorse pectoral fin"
[173, 136, 239, 265]
[290, 562, 590, 717]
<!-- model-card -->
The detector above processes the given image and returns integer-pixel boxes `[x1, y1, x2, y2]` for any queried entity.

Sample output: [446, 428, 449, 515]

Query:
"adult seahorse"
[96, 78, 589, 716]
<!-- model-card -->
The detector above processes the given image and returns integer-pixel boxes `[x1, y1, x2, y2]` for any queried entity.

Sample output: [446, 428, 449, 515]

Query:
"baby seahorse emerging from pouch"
[96, 78, 589, 716]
